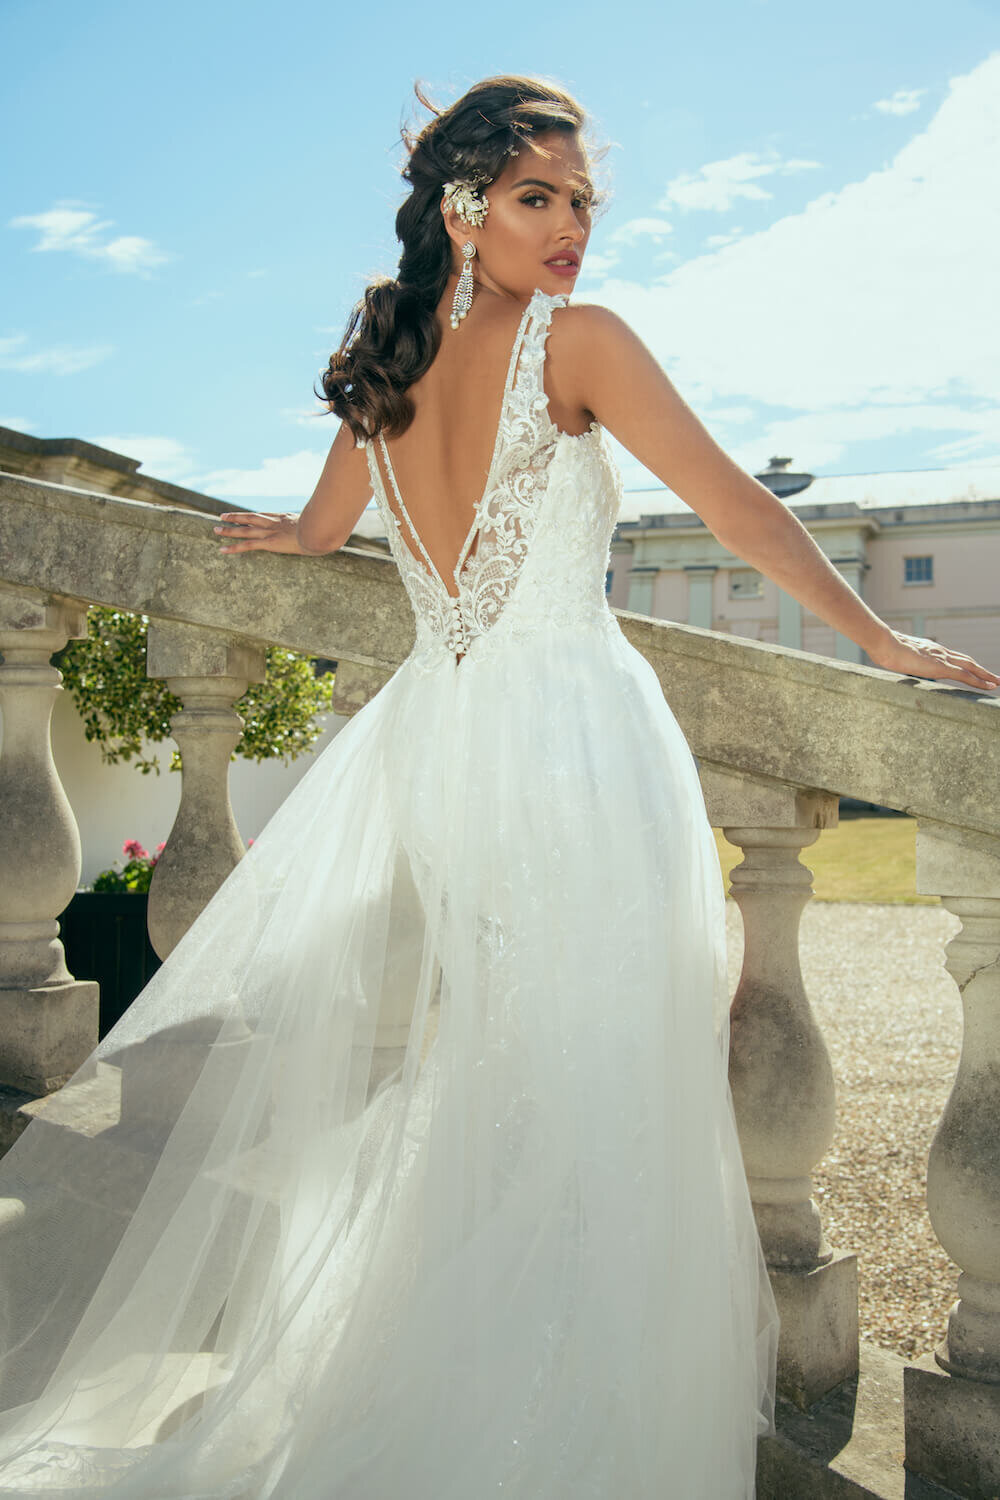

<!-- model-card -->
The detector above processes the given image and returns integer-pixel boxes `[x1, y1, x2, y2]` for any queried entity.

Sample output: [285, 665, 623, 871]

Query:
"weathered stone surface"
[905, 1356, 1000, 1499]
[330, 659, 396, 716]
[0, 473, 414, 670]
[0, 981, 100, 1095]
[700, 762, 841, 832]
[769, 1251, 861, 1408]
[144, 619, 268, 957]
[0, 587, 100, 1099]
[617, 610, 1000, 838]
[759, 1343, 961, 1498]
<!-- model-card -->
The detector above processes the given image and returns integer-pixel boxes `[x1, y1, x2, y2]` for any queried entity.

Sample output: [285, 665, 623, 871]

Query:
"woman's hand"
[865, 628, 1000, 692]
[214, 512, 313, 555]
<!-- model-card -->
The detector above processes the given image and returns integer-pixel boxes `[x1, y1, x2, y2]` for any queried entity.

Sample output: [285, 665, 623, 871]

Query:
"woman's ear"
[440, 205, 478, 259]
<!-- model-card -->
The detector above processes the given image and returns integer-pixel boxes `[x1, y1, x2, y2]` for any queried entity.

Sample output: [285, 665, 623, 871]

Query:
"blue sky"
[2, 0, 998, 511]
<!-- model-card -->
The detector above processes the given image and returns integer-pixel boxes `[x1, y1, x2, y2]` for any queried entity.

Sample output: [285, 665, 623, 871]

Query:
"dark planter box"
[60, 892, 162, 1039]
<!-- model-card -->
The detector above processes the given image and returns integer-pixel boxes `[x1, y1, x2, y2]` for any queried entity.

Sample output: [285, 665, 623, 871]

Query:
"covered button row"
[444, 593, 469, 652]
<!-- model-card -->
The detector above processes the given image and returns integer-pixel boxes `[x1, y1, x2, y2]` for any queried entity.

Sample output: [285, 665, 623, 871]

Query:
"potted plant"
[61, 839, 166, 1037]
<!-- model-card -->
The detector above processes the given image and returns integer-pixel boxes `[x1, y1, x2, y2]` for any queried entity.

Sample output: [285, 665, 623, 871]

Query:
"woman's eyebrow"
[510, 176, 595, 195]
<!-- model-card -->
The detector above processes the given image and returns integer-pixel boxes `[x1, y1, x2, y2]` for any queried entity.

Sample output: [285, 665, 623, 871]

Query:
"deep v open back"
[373, 298, 532, 604]
[364, 288, 613, 666]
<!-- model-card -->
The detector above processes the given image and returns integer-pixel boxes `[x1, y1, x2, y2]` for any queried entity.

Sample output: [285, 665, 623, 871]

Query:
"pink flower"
[155, 842, 166, 852]
[122, 839, 149, 861]
[247, 837, 255, 847]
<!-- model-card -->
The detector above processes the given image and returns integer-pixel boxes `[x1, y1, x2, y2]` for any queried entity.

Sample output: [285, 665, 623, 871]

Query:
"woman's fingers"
[215, 512, 276, 533]
[213, 511, 305, 556]
[962, 657, 1000, 685]
[877, 632, 1000, 690]
[933, 646, 1000, 686]
[215, 512, 277, 552]
[913, 648, 999, 690]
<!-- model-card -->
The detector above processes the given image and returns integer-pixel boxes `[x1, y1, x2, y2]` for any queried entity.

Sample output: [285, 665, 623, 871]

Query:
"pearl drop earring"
[450, 240, 477, 330]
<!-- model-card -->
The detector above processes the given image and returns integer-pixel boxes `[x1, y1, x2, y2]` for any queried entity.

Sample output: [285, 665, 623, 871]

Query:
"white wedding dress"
[0, 288, 778, 1496]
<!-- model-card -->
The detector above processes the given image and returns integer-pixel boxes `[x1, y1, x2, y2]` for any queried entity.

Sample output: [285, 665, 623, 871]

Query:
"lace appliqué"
[363, 289, 618, 669]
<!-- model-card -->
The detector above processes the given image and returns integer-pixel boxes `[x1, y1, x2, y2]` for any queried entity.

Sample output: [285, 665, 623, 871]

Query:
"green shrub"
[54, 608, 335, 775]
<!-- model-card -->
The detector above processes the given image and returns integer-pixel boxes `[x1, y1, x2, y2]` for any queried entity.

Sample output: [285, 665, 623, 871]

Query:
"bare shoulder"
[545, 300, 643, 419]
[548, 299, 636, 356]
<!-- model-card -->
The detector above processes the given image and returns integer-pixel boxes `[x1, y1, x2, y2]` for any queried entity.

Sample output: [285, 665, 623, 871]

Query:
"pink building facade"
[607, 458, 1000, 668]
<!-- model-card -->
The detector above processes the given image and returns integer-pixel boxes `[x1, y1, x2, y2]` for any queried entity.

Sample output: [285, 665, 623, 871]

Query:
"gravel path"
[723, 898, 963, 1362]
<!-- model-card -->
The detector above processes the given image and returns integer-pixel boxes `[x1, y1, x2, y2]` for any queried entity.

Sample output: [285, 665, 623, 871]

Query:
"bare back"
[371, 290, 594, 592]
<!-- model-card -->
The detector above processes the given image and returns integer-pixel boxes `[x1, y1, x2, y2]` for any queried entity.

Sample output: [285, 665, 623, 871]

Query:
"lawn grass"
[711, 814, 937, 905]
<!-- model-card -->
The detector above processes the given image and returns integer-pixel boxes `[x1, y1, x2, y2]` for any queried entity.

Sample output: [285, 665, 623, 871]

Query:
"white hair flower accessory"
[441, 180, 490, 228]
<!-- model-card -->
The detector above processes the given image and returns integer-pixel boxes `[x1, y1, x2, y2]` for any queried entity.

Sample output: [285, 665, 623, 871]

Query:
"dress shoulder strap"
[513, 290, 569, 379]
[502, 289, 570, 447]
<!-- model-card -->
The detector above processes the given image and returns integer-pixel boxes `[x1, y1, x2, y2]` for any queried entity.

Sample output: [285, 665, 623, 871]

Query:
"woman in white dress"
[0, 74, 995, 1499]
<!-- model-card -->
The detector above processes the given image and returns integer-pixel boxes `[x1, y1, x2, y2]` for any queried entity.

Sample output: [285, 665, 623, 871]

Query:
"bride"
[0, 73, 995, 1500]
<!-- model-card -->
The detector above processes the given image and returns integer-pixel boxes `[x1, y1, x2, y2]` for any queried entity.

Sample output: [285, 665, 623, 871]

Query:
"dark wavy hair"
[318, 75, 600, 445]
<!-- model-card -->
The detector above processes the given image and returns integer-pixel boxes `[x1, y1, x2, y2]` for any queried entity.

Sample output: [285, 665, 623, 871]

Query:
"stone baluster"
[144, 620, 266, 960]
[904, 820, 1000, 1499]
[329, 659, 393, 718]
[698, 763, 858, 1408]
[0, 590, 99, 1145]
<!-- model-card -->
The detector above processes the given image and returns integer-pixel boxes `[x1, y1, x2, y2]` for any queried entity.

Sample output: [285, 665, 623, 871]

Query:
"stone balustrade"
[1, 470, 999, 1496]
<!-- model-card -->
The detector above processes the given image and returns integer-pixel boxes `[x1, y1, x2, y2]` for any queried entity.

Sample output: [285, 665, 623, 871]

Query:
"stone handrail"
[1, 471, 998, 1496]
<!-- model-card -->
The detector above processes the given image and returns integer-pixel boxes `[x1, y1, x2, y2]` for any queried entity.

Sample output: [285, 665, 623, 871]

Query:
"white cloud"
[609, 217, 674, 245]
[722, 403, 1000, 476]
[191, 449, 329, 500]
[8, 202, 169, 275]
[658, 152, 821, 213]
[577, 251, 621, 279]
[582, 50, 1000, 467]
[98, 235, 167, 274]
[874, 88, 926, 117]
[0, 415, 37, 432]
[0, 333, 112, 374]
[280, 405, 334, 428]
[89, 434, 197, 480]
[9, 206, 111, 252]
[704, 227, 744, 249]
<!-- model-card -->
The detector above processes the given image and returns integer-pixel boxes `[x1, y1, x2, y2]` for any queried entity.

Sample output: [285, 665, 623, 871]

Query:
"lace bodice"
[363, 289, 623, 669]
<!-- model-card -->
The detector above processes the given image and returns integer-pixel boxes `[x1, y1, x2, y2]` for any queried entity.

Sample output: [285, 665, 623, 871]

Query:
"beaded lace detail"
[364, 289, 621, 669]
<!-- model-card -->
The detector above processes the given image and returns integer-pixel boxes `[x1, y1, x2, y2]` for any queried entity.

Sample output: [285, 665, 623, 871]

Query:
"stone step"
[757, 1343, 961, 1498]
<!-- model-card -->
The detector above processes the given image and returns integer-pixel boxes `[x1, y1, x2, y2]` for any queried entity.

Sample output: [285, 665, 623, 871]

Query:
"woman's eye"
[519, 190, 593, 211]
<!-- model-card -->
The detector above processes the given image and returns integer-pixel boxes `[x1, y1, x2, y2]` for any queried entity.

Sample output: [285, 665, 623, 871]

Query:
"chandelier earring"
[450, 240, 477, 330]
[442, 176, 490, 331]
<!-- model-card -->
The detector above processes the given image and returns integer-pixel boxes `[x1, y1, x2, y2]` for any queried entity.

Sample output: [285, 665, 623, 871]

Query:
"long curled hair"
[319, 75, 598, 445]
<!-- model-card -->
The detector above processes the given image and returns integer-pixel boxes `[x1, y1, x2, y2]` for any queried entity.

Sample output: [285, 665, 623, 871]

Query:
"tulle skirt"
[0, 616, 778, 1497]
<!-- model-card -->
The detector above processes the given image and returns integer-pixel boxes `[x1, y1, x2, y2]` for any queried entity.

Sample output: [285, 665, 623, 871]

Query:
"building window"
[904, 555, 933, 585]
[605, 569, 613, 595]
[729, 569, 763, 600]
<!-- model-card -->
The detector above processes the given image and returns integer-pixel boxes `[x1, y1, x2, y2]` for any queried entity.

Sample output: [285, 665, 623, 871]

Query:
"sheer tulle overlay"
[0, 289, 778, 1497]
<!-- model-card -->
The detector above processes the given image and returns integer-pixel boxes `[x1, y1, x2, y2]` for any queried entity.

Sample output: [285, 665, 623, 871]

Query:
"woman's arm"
[214, 420, 372, 556]
[552, 304, 999, 691]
